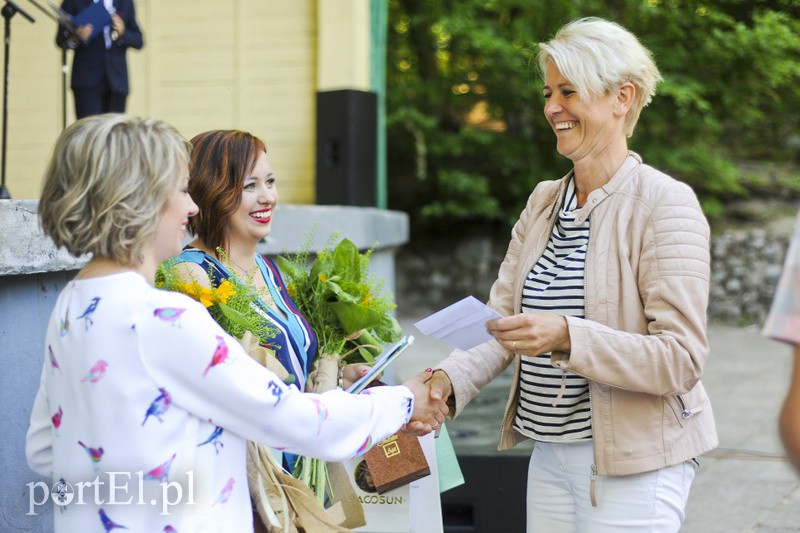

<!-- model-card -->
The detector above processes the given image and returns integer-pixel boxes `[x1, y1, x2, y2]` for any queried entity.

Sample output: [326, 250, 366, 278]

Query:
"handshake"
[402, 369, 453, 436]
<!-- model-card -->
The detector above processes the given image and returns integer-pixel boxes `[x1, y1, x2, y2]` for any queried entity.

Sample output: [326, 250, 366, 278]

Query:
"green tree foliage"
[386, 0, 800, 232]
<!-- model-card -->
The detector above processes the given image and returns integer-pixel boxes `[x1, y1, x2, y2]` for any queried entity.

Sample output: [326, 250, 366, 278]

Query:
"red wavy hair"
[187, 130, 266, 256]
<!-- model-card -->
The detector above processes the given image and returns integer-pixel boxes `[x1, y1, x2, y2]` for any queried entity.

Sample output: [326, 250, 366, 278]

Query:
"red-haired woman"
[171, 130, 372, 391]
[171, 131, 319, 389]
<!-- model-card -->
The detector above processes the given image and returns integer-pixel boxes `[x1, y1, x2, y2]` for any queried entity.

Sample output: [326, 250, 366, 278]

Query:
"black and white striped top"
[513, 176, 592, 442]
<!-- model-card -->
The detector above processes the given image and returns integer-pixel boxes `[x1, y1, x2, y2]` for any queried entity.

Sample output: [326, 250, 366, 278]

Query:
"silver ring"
[433, 421, 439, 428]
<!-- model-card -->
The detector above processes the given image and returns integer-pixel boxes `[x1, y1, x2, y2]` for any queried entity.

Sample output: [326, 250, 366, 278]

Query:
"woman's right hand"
[404, 370, 452, 435]
[402, 371, 449, 435]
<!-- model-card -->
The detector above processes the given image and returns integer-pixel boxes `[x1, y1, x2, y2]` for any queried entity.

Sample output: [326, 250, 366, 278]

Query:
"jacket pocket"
[667, 394, 704, 427]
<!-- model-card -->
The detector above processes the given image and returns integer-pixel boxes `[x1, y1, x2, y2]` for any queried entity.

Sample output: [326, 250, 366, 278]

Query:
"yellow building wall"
[0, 0, 370, 202]
[317, 1, 370, 92]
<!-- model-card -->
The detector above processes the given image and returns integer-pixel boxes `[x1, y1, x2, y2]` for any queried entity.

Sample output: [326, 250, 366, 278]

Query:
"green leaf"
[327, 301, 382, 334]
[373, 315, 403, 343]
[356, 346, 377, 363]
[215, 302, 251, 331]
[333, 239, 360, 283]
[309, 256, 326, 280]
[354, 330, 382, 352]
[324, 280, 360, 303]
[275, 256, 306, 283]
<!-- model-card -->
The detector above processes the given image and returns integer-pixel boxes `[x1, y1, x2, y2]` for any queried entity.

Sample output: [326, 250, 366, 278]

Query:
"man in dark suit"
[56, 0, 143, 119]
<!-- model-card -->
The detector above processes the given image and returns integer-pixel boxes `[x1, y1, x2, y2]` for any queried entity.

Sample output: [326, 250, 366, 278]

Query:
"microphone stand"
[61, 45, 66, 129]
[26, 0, 73, 130]
[1, 0, 35, 200]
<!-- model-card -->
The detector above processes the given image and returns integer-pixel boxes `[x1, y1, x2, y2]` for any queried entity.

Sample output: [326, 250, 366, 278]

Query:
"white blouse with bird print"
[26, 272, 413, 532]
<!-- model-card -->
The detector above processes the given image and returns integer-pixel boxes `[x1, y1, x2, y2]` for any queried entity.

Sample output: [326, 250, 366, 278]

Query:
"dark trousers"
[73, 81, 127, 119]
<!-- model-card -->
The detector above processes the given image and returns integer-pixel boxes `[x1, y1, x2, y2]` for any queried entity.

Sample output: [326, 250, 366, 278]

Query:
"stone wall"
[396, 225, 793, 326]
[709, 229, 790, 325]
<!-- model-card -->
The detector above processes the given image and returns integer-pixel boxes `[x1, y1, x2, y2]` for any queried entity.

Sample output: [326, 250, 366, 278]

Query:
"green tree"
[386, 0, 800, 233]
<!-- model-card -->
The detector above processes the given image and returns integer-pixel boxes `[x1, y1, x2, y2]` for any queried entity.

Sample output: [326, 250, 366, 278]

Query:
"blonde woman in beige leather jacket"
[419, 17, 718, 532]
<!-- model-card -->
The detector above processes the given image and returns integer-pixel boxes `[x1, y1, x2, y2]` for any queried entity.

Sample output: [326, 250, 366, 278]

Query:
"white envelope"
[413, 296, 502, 351]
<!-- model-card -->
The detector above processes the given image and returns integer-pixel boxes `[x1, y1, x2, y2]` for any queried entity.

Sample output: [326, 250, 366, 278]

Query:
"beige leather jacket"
[437, 152, 718, 476]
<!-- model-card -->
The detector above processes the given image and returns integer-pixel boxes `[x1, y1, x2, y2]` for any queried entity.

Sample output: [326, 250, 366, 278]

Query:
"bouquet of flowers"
[156, 257, 280, 354]
[278, 235, 402, 383]
[277, 235, 403, 508]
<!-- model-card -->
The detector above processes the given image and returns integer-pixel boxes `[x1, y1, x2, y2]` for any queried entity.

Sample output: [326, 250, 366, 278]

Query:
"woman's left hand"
[486, 312, 571, 356]
[341, 363, 372, 389]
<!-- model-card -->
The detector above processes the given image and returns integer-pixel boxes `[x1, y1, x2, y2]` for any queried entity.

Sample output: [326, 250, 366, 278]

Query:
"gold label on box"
[380, 439, 401, 458]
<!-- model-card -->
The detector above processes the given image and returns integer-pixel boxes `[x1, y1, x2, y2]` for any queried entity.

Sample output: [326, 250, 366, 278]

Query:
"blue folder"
[73, 2, 112, 44]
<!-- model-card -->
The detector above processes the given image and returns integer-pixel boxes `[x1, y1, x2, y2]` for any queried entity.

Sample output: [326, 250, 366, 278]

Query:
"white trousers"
[526, 441, 697, 533]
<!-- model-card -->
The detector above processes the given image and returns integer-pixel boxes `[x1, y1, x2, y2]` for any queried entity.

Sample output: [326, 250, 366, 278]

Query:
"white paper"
[347, 457, 411, 533]
[413, 295, 502, 351]
[408, 433, 443, 533]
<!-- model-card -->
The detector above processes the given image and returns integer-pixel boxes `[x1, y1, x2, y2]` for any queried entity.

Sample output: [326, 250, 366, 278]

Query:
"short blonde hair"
[538, 17, 662, 137]
[39, 114, 191, 264]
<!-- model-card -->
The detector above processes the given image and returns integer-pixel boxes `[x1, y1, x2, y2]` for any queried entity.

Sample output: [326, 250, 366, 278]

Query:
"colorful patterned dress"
[173, 249, 316, 390]
[26, 272, 413, 532]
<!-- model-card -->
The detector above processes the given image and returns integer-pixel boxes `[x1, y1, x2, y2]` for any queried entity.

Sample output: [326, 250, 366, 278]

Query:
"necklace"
[229, 256, 257, 277]
[231, 256, 277, 309]
[215, 247, 276, 307]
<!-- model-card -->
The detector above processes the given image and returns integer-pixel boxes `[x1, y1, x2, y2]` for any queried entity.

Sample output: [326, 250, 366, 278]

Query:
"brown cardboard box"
[364, 431, 431, 494]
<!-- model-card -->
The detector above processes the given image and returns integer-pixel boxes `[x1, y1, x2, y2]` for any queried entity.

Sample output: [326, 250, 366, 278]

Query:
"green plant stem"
[316, 458, 327, 506]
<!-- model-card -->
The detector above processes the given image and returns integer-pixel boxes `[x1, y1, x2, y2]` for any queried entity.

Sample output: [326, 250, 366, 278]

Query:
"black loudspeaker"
[316, 89, 378, 207]
[441, 454, 529, 532]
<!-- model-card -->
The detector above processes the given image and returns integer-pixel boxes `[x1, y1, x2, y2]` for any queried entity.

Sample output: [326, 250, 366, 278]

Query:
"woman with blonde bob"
[26, 114, 446, 532]
[422, 17, 717, 531]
